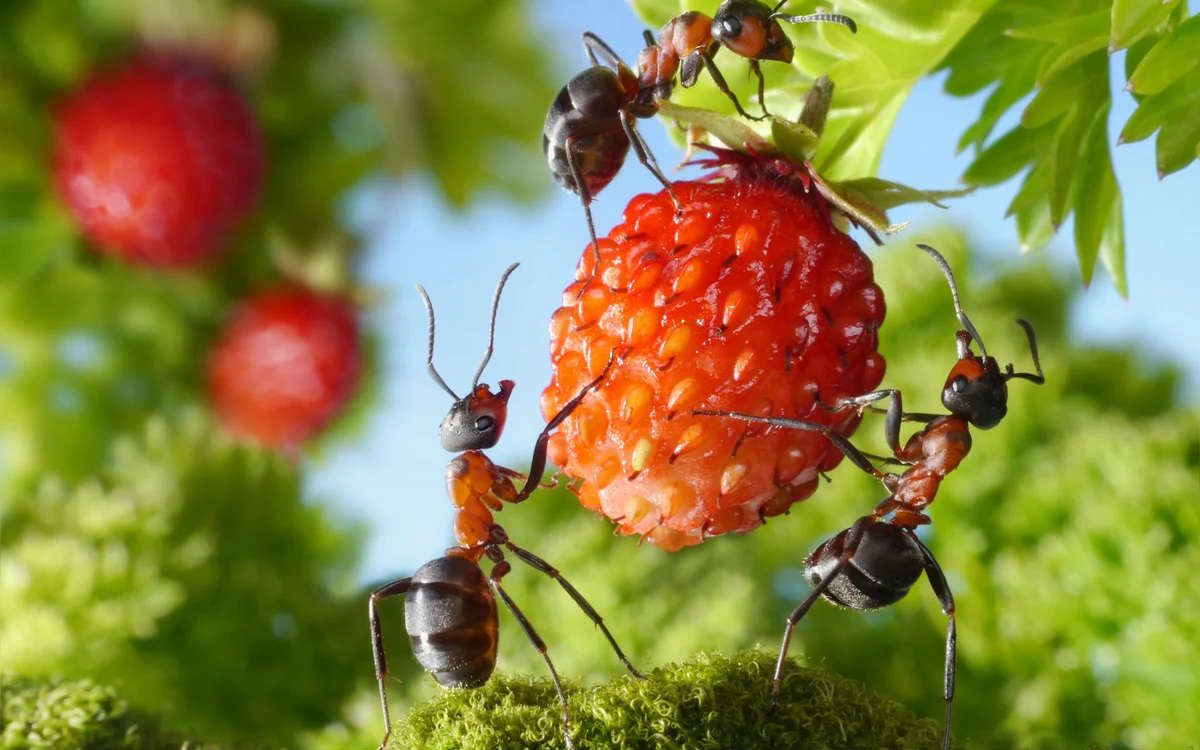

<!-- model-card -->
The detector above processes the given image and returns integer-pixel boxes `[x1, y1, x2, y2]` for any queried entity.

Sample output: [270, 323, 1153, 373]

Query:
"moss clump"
[389, 649, 943, 749]
[0, 674, 200, 750]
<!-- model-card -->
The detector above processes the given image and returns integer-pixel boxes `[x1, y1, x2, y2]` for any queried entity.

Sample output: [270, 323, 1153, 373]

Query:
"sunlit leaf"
[1127, 13, 1200, 95]
[1155, 108, 1200, 177]
[1110, 0, 1180, 51]
[1073, 104, 1121, 290]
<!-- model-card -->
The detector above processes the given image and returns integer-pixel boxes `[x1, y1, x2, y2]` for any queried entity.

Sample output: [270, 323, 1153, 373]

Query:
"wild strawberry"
[541, 151, 886, 551]
[207, 287, 360, 448]
[52, 55, 264, 267]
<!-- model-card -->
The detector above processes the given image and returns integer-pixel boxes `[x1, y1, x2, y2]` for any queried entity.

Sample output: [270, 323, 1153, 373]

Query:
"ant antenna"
[471, 262, 520, 389]
[769, 6, 858, 34]
[417, 284, 459, 400]
[917, 244, 990, 360]
[1005, 318, 1046, 384]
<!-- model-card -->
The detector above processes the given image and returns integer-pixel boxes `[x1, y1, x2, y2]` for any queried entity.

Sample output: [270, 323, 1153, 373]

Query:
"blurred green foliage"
[390, 650, 943, 750]
[0, 3, 553, 743]
[630, 0, 1198, 294]
[0, 410, 364, 745]
[0, 674, 201, 750]
[375, 231, 1199, 748]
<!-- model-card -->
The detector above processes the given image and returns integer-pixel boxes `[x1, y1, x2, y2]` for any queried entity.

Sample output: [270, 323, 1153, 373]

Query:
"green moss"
[389, 650, 943, 749]
[0, 674, 200, 750]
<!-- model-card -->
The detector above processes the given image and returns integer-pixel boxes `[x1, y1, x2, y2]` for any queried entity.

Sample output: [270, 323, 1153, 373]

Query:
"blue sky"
[309, 1, 1200, 584]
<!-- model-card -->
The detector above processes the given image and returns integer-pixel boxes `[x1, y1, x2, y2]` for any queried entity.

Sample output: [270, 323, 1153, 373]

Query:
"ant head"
[919, 244, 1046, 430]
[418, 262, 522, 453]
[438, 380, 514, 452]
[712, 1, 794, 63]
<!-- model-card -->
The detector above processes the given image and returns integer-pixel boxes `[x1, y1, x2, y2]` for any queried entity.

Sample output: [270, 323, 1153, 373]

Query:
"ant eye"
[951, 376, 968, 393]
[474, 415, 495, 432]
[721, 16, 743, 37]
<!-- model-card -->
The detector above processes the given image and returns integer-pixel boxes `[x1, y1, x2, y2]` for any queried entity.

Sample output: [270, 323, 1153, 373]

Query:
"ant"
[544, 4, 855, 286]
[543, 32, 682, 284]
[638, 1, 856, 121]
[695, 244, 1045, 750]
[368, 263, 642, 750]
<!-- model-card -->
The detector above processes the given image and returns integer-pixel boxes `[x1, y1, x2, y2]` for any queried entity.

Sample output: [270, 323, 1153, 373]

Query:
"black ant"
[543, 32, 682, 284]
[695, 244, 1045, 750]
[638, 1, 856, 121]
[544, 3, 854, 285]
[368, 263, 642, 750]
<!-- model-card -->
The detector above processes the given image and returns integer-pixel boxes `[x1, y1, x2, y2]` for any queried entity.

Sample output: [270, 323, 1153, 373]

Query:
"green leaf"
[963, 124, 1044, 186]
[1014, 195, 1055, 252]
[1110, 0, 1180, 51]
[1049, 106, 1088, 227]
[1022, 62, 1090, 129]
[833, 177, 973, 212]
[1073, 104, 1125, 294]
[1127, 13, 1200, 95]
[1155, 109, 1200, 177]
[629, 0, 1000, 180]
[1006, 154, 1052, 217]
[1120, 66, 1200, 143]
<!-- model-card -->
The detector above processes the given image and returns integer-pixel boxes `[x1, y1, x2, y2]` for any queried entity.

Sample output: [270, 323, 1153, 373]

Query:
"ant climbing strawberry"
[368, 263, 642, 750]
[544, 2, 855, 282]
[696, 244, 1045, 750]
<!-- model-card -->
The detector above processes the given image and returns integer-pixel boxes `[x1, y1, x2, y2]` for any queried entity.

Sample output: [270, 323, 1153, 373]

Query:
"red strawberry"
[53, 55, 264, 267]
[541, 151, 886, 551]
[208, 287, 360, 448]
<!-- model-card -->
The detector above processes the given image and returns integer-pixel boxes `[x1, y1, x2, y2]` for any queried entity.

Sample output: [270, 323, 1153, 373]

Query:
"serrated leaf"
[963, 124, 1043, 186]
[1049, 106, 1088, 227]
[1007, 9, 1109, 45]
[1127, 13, 1200, 95]
[1111, 0, 1180, 51]
[1022, 62, 1090, 128]
[1155, 109, 1200, 177]
[1014, 196, 1054, 252]
[1073, 104, 1125, 293]
[1006, 155, 1052, 217]
[1036, 33, 1110, 84]
[957, 62, 1040, 153]
[1120, 66, 1200, 143]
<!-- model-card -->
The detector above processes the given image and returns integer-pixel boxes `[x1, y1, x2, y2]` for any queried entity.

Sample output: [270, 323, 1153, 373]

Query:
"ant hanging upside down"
[696, 244, 1044, 750]
[543, 1, 855, 280]
[368, 264, 641, 750]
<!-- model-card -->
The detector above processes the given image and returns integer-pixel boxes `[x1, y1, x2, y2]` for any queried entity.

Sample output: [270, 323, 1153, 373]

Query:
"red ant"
[638, 1, 856, 121]
[696, 244, 1044, 750]
[544, 3, 854, 284]
[368, 264, 641, 750]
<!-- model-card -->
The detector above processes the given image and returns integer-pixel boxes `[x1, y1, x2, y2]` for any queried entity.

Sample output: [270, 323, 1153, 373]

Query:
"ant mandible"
[638, 1, 856, 121]
[368, 263, 642, 750]
[696, 244, 1045, 750]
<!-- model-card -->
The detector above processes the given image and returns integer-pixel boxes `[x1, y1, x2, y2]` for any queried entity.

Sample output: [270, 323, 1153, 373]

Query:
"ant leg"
[581, 31, 625, 68]
[489, 562, 575, 750]
[506, 540, 645, 679]
[748, 59, 770, 118]
[514, 353, 616, 502]
[911, 532, 957, 750]
[369, 576, 412, 749]
[771, 516, 872, 706]
[618, 111, 683, 214]
[564, 136, 602, 285]
[701, 54, 762, 121]
[828, 389, 908, 457]
[694, 409, 892, 483]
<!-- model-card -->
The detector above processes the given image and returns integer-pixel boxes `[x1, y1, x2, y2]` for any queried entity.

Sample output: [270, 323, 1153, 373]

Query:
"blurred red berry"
[52, 55, 264, 267]
[541, 152, 887, 551]
[208, 288, 361, 448]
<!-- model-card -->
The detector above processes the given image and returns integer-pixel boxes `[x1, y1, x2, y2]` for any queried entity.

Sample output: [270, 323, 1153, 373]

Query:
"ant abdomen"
[806, 523, 925, 610]
[405, 556, 499, 688]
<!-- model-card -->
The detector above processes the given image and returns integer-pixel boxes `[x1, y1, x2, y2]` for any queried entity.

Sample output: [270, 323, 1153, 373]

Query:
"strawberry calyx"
[658, 76, 970, 243]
